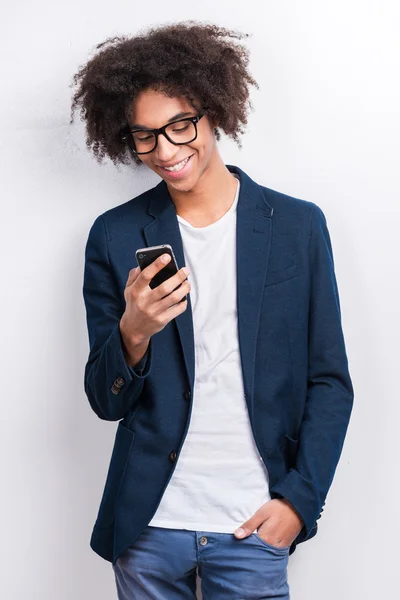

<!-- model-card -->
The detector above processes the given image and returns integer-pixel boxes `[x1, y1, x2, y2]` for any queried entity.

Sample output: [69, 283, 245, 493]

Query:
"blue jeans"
[113, 526, 290, 599]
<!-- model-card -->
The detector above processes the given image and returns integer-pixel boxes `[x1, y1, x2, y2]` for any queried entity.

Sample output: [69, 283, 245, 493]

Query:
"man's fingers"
[126, 254, 174, 294]
[233, 526, 251, 539]
[126, 266, 140, 287]
[234, 521, 259, 539]
[234, 504, 272, 539]
[234, 516, 269, 539]
[139, 254, 171, 287]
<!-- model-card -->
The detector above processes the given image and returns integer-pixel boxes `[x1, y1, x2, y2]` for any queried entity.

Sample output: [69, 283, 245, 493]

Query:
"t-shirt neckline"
[177, 175, 240, 231]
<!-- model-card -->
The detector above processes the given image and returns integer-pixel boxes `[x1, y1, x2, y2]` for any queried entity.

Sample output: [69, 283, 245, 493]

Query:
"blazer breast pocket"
[264, 263, 299, 287]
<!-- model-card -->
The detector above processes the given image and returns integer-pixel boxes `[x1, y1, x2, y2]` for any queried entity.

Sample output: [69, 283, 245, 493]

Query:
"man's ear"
[204, 112, 219, 138]
[210, 116, 219, 131]
[213, 126, 221, 142]
[212, 122, 220, 138]
[203, 111, 217, 131]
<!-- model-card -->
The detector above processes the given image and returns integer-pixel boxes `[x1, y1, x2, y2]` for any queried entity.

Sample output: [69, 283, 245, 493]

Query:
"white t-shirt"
[148, 174, 271, 533]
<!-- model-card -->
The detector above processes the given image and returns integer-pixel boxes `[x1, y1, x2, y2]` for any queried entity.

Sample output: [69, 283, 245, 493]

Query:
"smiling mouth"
[159, 155, 193, 173]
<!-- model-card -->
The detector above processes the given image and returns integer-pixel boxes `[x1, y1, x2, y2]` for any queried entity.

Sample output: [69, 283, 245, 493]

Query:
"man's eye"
[172, 124, 190, 133]
[134, 133, 153, 142]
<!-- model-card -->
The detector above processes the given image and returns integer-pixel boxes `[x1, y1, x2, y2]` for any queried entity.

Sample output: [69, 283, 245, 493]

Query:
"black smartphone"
[135, 244, 187, 302]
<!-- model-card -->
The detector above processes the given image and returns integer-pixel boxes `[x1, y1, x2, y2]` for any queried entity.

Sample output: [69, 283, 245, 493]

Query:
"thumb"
[234, 518, 259, 539]
[126, 266, 140, 287]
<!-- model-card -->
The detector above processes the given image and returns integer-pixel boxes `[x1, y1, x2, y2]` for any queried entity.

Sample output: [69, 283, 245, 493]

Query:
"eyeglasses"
[121, 113, 205, 155]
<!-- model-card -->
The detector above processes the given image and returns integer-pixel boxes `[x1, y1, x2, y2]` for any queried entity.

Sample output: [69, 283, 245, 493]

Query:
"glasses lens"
[131, 131, 156, 153]
[165, 120, 196, 144]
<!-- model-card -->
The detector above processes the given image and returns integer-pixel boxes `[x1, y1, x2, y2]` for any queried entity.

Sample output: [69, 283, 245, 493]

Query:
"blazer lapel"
[231, 165, 274, 411]
[142, 166, 274, 408]
[143, 182, 196, 389]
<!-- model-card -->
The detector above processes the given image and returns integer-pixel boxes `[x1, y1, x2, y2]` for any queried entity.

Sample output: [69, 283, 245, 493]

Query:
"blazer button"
[111, 377, 125, 395]
[169, 451, 177, 463]
[183, 390, 191, 400]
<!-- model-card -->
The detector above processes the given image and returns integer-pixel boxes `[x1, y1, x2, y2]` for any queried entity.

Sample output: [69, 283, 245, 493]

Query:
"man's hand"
[234, 499, 304, 548]
[120, 255, 190, 349]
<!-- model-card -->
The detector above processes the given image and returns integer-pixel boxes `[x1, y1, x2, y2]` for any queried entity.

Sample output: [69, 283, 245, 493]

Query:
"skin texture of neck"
[167, 149, 239, 228]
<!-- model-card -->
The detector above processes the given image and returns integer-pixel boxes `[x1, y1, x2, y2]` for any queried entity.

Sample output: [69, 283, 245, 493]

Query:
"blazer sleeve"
[270, 203, 354, 538]
[83, 215, 152, 421]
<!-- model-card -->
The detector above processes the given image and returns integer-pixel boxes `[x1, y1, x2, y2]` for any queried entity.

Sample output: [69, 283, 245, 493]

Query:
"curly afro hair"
[70, 21, 259, 166]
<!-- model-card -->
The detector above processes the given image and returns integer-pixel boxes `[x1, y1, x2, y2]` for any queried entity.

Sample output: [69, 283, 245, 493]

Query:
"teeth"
[163, 156, 190, 172]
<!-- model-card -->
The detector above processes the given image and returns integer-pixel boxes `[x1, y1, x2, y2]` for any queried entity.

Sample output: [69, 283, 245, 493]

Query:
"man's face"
[128, 89, 217, 192]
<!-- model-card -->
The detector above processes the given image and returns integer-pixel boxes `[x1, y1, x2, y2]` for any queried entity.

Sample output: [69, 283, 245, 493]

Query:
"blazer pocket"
[264, 263, 299, 287]
[95, 422, 136, 528]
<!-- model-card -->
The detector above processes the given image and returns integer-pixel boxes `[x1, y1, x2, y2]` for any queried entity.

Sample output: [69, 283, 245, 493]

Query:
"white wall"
[1, 1, 399, 598]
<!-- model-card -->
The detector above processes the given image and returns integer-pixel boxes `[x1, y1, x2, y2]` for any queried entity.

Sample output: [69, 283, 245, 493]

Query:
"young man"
[72, 22, 354, 599]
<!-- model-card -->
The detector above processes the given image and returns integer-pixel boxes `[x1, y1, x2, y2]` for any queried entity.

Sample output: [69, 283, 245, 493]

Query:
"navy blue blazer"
[83, 164, 354, 564]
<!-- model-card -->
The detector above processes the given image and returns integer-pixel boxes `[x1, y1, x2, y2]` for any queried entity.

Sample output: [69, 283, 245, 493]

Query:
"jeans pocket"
[252, 532, 290, 553]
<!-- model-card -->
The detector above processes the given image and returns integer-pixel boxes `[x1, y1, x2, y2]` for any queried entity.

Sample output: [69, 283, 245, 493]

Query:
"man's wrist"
[122, 339, 149, 369]
[281, 498, 305, 527]
[119, 320, 150, 368]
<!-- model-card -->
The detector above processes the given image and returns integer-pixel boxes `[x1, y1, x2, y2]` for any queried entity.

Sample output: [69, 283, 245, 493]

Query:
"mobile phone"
[135, 244, 187, 302]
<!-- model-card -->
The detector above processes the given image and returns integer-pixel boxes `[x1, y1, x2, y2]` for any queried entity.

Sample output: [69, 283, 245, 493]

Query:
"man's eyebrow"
[131, 111, 194, 130]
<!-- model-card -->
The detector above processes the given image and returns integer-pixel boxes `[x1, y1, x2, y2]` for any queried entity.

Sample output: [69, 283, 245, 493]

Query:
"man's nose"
[154, 134, 179, 162]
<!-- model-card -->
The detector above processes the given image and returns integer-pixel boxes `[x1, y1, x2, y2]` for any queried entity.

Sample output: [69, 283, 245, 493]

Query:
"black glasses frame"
[121, 112, 205, 155]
